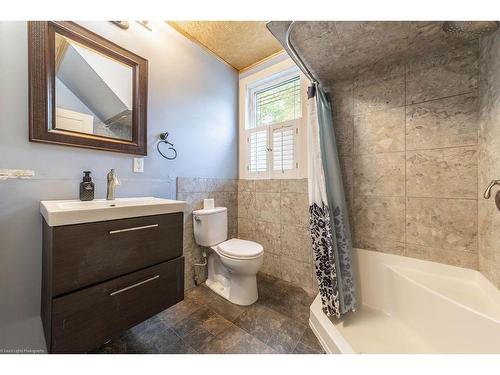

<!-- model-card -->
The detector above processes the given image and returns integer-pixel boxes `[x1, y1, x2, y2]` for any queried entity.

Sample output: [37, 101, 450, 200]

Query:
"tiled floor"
[93, 273, 324, 354]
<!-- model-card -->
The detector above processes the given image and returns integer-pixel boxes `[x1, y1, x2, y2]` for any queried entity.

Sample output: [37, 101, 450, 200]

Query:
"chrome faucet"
[106, 169, 120, 200]
[483, 179, 500, 199]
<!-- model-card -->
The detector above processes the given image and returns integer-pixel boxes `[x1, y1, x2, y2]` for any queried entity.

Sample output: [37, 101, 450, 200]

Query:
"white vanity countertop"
[40, 197, 186, 227]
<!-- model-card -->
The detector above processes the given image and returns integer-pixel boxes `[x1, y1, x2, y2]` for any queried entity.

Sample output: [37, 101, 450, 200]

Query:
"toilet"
[193, 206, 264, 305]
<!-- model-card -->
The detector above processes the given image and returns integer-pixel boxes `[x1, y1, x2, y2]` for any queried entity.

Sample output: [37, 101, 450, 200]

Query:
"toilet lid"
[217, 238, 263, 259]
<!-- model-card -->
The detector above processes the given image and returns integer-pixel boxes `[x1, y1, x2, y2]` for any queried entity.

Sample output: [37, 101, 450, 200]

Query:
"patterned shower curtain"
[307, 83, 357, 318]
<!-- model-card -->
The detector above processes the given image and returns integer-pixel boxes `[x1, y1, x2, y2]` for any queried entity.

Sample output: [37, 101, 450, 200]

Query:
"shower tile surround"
[176, 24, 500, 295]
[478, 28, 500, 288]
[327, 41, 481, 270]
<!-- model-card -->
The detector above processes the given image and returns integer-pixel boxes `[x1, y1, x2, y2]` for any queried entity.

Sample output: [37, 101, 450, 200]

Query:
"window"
[253, 77, 301, 128]
[242, 67, 304, 179]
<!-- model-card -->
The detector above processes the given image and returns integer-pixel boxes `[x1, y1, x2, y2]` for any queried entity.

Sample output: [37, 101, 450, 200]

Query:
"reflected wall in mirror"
[29, 22, 148, 155]
[54, 33, 133, 141]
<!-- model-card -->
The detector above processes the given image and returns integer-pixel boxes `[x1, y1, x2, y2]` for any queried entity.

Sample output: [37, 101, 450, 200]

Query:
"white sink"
[40, 197, 186, 226]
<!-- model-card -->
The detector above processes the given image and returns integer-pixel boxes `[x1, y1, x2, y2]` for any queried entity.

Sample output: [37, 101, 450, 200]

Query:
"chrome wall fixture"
[110, 21, 130, 30]
[157, 132, 178, 160]
[483, 179, 500, 211]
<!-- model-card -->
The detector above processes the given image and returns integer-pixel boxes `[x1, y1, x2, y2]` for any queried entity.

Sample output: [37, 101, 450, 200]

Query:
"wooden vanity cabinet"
[41, 213, 184, 353]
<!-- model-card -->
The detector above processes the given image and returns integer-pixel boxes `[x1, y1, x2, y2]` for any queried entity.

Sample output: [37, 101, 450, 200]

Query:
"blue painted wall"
[0, 21, 238, 350]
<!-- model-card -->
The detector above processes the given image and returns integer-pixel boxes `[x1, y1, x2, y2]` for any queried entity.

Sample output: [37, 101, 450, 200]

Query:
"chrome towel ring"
[157, 132, 177, 160]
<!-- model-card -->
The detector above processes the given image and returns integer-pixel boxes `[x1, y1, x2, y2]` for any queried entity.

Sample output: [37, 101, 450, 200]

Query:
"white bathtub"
[309, 248, 500, 354]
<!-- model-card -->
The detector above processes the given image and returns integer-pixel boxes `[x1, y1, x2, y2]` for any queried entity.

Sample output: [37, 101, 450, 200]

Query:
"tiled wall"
[326, 41, 480, 269]
[237, 179, 315, 294]
[177, 177, 238, 290]
[178, 176, 314, 294]
[478, 29, 500, 288]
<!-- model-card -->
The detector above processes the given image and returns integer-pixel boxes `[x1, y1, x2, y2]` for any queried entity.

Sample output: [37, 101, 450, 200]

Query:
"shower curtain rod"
[285, 21, 319, 85]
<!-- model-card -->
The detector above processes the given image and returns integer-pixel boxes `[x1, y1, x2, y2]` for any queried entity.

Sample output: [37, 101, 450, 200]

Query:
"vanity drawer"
[50, 212, 183, 296]
[50, 257, 184, 353]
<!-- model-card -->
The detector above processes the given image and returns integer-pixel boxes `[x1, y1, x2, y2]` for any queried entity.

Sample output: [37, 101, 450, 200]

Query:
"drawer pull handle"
[109, 224, 159, 234]
[109, 275, 160, 296]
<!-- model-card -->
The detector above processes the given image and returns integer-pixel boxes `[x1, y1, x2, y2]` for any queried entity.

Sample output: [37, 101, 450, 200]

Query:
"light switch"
[133, 157, 144, 173]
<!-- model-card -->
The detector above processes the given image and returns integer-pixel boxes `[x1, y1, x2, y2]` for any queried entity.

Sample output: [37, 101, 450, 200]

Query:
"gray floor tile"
[92, 275, 317, 354]
[233, 303, 283, 343]
[298, 327, 324, 353]
[266, 316, 306, 354]
[94, 317, 196, 354]
[292, 341, 324, 354]
[172, 306, 215, 337]
[185, 285, 246, 321]
[181, 326, 216, 352]
[259, 279, 314, 324]
[157, 299, 201, 326]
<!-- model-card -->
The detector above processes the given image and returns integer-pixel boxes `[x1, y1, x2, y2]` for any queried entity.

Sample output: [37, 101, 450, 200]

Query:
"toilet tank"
[192, 207, 228, 246]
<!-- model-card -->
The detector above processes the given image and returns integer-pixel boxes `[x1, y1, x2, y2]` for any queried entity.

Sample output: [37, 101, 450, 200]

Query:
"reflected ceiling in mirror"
[54, 33, 134, 141]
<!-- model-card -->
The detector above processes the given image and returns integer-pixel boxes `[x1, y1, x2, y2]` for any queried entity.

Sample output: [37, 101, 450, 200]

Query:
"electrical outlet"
[133, 157, 144, 173]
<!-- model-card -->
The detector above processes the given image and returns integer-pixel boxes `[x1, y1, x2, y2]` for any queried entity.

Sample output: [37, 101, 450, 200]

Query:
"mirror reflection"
[54, 33, 133, 141]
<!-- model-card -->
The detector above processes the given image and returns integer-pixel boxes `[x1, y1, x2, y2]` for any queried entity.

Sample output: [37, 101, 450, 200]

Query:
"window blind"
[249, 130, 267, 173]
[273, 127, 295, 172]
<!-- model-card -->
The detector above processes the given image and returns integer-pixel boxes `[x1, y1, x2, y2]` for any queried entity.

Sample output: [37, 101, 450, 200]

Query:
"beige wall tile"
[237, 191, 257, 219]
[353, 196, 405, 254]
[406, 147, 478, 199]
[255, 179, 281, 192]
[280, 258, 313, 293]
[406, 197, 477, 252]
[228, 217, 238, 238]
[329, 80, 354, 117]
[184, 251, 195, 290]
[353, 152, 405, 197]
[478, 201, 500, 264]
[312, 267, 320, 295]
[280, 178, 308, 194]
[340, 157, 354, 213]
[353, 73, 405, 114]
[354, 107, 405, 154]
[477, 75, 500, 200]
[255, 221, 281, 255]
[479, 255, 500, 289]
[478, 31, 500, 284]
[177, 177, 208, 193]
[281, 224, 312, 263]
[333, 114, 353, 156]
[478, 132, 500, 200]
[177, 192, 207, 227]
[238, 217, 255, 241]
[406, 92, 478, 150]
[238, 179, 256, 192]
[256, 192, 281, 223]
[261, 252, 282, 279]
[280, 192, 309, 227]
[183, 224, 195, 254]
[211, 191, 237, 217]
[207, 178, 237, 192]
[406, 42, 479, 104]
[406, 244, 478, 269]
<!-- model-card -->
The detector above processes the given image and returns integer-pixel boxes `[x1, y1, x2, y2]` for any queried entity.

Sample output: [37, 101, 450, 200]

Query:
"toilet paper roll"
[203, 198, 215, 209]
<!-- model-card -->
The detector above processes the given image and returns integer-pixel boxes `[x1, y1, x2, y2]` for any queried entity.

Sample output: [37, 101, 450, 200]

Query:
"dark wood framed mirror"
[28, 21, 148, 155]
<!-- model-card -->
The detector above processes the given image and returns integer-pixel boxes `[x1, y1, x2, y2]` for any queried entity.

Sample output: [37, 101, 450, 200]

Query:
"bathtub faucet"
[483, 179, 500, 199]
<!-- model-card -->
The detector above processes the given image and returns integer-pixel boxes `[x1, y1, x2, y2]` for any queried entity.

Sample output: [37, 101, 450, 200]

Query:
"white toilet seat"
[216, 238, 263, 260]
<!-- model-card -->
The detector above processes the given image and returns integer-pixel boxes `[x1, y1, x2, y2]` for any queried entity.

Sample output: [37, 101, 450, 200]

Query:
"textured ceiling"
[168, 21, 283, 71]
[267, 21, 485, 85]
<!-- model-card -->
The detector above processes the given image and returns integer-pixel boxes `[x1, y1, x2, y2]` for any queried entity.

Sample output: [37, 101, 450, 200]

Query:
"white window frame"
[239, 58, 308, 180]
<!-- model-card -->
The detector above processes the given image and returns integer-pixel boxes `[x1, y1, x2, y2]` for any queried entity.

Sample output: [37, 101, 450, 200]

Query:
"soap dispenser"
[79, 171, 95, 201]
